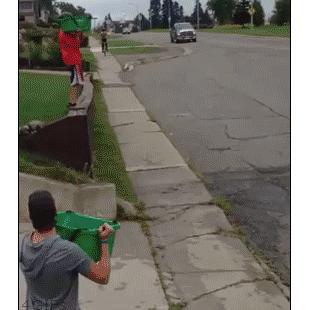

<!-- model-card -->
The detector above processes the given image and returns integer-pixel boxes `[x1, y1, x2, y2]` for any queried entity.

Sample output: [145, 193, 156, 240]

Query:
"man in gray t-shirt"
[19, 191, 114, 310]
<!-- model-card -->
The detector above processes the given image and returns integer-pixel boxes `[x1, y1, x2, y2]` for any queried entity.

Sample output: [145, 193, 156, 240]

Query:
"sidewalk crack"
[112, 122, 134, 128]
[167, 232, 220, 245]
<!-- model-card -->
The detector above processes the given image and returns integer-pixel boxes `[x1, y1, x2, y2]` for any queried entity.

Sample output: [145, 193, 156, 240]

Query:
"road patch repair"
[75, 37, 290, 309]
[117, 45, 190, 72]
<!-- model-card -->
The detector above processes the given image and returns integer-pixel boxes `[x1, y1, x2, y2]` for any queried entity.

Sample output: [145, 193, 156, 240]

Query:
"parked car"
[122, 27, 131, 35]
[170, 23, 197, 43]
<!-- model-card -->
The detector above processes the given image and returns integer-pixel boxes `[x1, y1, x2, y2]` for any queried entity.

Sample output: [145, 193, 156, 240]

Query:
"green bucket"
[74, 16, 91, 32]
[55, 211, 120, 261]
[59, 15, 79, 32]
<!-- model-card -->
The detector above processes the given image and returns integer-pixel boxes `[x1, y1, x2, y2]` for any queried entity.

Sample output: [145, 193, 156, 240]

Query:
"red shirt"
[58, 30, 82, 65]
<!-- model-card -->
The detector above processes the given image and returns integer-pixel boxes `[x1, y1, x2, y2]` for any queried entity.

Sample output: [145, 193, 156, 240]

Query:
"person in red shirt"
[58, 27, 84, 107]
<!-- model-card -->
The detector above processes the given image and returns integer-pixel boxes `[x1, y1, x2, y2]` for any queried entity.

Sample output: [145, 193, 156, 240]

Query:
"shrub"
[45, 39, 62, 65]
[19, 21, 36, 30]
[19, 42, 25, 58]
[22, 28, 44, 43]
[36, 20, 50, 28]
[24, 41, 43, 67]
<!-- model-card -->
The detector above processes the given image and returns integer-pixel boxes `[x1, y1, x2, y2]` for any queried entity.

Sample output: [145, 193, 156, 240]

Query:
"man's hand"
[87, 223, 113, 284]
[98, 223, 114, 241]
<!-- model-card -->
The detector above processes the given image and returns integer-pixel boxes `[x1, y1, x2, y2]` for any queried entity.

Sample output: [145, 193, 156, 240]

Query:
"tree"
[184, 15, 193, 23]
[134, 14, 150, 31]
[149, 0, 162, 28]
[161, 0, 182, 28]
[161, 0, 172, 28]
[173, 2, 181, 23]
[39, 0, 54, 11]
[76, 6, 86, 15]
[233, 0, 250, 26]
[203, 8, 214, 25]
[55, 1, 90, 17]
[191, 1, 204, 27]
[179, 5, 185, 22]
[39, 0, 59, 20]
[271, 0, 290, 25]
[253, 0, 265, 26]
[207, 0, 236, 25]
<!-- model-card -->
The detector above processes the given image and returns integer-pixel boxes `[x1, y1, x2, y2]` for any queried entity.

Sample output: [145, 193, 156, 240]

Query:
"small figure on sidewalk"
[19, 191, 114, 309]
[58, 13, 85, 108]
[101, 27, 108, 56]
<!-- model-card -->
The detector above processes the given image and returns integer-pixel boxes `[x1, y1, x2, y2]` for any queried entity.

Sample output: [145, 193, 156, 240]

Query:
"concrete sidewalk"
[19, 222, 168, 310]
[90, 36, 290, 309]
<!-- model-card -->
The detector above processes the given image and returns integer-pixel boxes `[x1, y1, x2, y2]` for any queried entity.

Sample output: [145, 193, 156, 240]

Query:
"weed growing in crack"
[169, 303, 186, 310]
[116, 204, 153, 222]
[210, 196, 232, 215]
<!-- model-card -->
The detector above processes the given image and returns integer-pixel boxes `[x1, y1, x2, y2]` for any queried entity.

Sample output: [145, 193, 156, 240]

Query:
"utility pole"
[149, 9, 152, 29]
[168, 0, 171, 29]
[138, 13, 142, 31]
[196, 0, 200, 30]
[248, 1, 256, 29]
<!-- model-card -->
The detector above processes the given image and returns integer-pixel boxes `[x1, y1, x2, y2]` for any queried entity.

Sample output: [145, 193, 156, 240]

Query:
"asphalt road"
[117, 31, 290, 285]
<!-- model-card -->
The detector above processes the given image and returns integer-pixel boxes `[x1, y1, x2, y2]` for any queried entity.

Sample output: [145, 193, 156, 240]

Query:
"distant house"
[19, 0, 50, 24]
[109, 20, 135, 33]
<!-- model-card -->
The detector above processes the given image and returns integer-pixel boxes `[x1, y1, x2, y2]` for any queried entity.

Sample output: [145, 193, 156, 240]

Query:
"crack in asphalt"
[224, 125, 290, 141]
[244, 162, 290, 175]
[199, 115, 284, 121]
[191, 278, 267, 302]
[208, 147, 232, 152]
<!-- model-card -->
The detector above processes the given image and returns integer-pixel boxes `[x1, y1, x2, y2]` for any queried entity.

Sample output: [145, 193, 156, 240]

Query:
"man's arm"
[86, 243, 111, 284]
[84, 224, 113, 285]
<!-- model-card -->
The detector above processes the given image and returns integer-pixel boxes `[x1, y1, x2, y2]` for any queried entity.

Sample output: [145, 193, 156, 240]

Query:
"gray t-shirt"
[19, 233, 92, 310]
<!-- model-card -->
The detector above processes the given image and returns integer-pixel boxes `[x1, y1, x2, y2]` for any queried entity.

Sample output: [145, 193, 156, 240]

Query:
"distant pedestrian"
[19, 190, 114, 309]
[58, 13, 85, 108]
[101, 27, 108, 55]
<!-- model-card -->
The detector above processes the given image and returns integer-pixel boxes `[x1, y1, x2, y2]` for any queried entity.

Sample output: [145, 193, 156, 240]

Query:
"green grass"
[19, 151, 90, 184]
[210, 196, 232, 216]
[91, 80, 137, 203]
[19, 72, 69, 126]
[146, 28, 169, 32]
[19, 53, 136, 203]
[111, 46, 160, 55]
[201, 24, 290, 38]
[108, 39, 144, 47]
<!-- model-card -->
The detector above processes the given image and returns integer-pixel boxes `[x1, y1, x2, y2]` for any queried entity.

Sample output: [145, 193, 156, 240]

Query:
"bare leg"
[69, 85, 80, 105]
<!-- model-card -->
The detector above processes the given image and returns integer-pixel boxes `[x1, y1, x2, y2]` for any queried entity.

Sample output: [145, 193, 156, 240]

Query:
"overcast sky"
[68, 0, 276, 22]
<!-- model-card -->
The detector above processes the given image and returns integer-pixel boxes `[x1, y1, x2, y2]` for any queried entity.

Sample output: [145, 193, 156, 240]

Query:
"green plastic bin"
[55, 211, 120, 261]
[74, 16, 91, 32]
[59, 15, 79, 32]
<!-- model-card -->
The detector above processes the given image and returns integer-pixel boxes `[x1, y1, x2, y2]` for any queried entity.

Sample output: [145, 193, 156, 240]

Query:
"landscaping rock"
[19, 121, 45, 137]
[28, 120, 45, 131]
[19, 125, 30, 136]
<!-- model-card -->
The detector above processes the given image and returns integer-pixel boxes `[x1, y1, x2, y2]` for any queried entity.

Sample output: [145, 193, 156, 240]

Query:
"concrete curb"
[19, 173, 117, 221]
